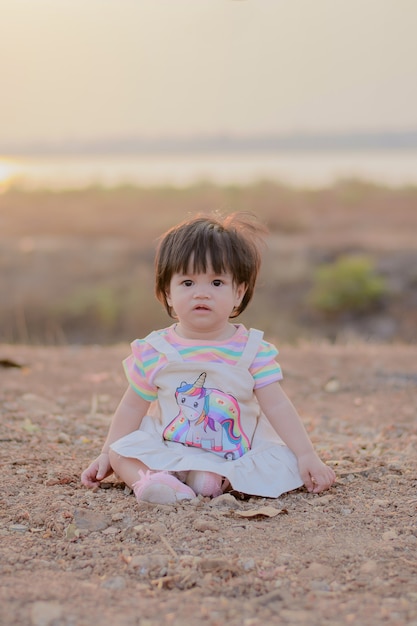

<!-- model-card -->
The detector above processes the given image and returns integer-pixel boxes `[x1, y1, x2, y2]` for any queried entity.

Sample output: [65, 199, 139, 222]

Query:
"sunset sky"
[1, 0, 417, 147]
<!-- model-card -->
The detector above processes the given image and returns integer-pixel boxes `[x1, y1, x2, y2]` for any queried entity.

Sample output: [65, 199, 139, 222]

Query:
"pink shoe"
[132, 470, 196, 504]
[186, 471, 224, 497]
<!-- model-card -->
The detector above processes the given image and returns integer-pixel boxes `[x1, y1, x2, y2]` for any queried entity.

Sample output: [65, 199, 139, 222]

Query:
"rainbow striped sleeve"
[250, 340, 283, 389]
[122, 340, 163, 402]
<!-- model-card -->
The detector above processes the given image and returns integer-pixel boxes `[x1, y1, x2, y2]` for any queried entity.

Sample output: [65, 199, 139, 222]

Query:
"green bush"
[309, 255, 386, 315]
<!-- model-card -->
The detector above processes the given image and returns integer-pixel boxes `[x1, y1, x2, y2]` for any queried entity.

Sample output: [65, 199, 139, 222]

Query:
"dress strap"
[145, 331, 183, 362]
[238, 328, 264, 367]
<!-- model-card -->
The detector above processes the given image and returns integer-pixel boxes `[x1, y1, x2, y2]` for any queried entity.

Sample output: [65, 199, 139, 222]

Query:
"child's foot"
[186, 470, 224, 497]
[132, 470, 196, 504]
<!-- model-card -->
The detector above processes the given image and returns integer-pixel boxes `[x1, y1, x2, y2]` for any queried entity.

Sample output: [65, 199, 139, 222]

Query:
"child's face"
[166, 263, 246, 338]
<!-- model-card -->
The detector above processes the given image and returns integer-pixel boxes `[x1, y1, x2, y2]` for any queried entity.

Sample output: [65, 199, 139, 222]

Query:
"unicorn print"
[163, 372, 251, 459]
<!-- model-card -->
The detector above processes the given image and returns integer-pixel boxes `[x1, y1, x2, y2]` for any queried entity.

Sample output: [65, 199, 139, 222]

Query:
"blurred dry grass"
[0, 180, 416, 344]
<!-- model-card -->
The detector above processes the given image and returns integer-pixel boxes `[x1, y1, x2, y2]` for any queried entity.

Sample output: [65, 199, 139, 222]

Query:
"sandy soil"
[1, 342, 416, 626]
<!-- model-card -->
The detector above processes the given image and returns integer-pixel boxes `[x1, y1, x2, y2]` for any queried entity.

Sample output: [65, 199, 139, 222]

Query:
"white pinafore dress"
[110, 329, 303, 497]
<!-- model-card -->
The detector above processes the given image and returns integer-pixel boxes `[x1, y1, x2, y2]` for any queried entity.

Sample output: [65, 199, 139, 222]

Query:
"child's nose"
[193, 287, 209, 298]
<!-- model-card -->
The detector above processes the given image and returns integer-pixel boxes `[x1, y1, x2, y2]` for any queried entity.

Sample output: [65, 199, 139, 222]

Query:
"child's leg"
[185, 470, 224, 497]
[108, 449, 148, 488]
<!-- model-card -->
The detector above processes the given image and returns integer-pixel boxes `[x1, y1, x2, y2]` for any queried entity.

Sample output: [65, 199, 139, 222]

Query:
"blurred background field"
[2, 2, 417, 346]
[1, 179, 416, 345]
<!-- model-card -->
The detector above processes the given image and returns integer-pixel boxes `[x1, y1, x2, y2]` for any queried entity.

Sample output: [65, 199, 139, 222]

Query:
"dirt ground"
[1, 342, 416, 626]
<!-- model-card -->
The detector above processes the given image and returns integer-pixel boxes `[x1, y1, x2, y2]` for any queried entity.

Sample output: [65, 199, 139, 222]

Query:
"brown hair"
[155, 212, 267, 318]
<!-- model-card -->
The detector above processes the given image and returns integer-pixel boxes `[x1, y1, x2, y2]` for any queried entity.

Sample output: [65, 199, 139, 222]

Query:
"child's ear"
[165, 291, 172, 307]
[235, 283, 247, 306]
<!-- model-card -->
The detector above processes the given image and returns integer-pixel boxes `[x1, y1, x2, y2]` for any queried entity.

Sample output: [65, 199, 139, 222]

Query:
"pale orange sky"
[1, 0, 417, 146]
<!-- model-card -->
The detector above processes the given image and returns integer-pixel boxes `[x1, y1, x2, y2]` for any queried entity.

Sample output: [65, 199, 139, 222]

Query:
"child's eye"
[212, 279, 223, 287]
[182, 280, 193, 287]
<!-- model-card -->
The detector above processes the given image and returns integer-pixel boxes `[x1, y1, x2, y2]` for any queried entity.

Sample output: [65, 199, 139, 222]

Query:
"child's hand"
[297, 451, 336, 494]
[81, 453, 113, 488]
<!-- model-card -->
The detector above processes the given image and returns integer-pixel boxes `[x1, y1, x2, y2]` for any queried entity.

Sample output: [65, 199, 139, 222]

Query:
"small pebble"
[209, 493, 241, 509]
[56, 432, 71, 444]
[30, 601, 63, 626]
[101, 576, 126, 590]
[193, 518, 219, 533]
[382, 530, 398, 541]
[9, 524, 28, 533]
[341, 508, 352, 515]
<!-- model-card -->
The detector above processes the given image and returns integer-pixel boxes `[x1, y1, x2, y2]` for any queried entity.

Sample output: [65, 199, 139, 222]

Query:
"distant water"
[1, 150, 417, 190]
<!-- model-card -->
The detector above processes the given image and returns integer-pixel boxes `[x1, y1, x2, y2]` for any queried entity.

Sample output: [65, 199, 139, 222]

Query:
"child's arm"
[81, 385, 150, 488]
[255, 382, 336, 493]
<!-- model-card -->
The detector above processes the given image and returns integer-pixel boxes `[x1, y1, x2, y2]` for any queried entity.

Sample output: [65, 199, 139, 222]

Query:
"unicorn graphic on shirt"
[163, 372, 250, 459]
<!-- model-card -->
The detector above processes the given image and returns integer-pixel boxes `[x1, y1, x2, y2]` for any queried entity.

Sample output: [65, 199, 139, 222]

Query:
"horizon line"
[2, 129, 417, 156]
